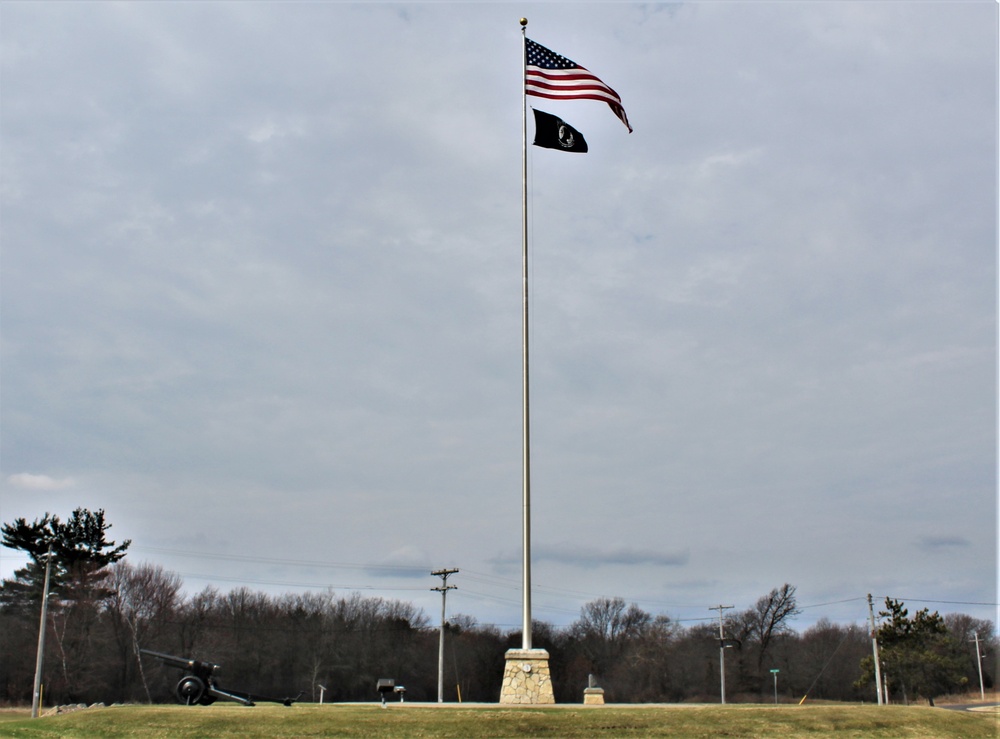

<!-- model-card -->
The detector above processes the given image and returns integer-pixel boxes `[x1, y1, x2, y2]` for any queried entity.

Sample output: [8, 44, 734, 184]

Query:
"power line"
[799, 596, 868, 610]
[129, 549, 999, 622]
[175, 572, 429, 592]
[882, 596, 999, 607]
[143, 553, 718, 618]
[133, 545, 429, 574]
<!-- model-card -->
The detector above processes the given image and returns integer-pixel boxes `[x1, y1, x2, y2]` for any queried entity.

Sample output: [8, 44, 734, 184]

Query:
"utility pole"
[431, 568, 459, 703]
[867, 594, 884, 705]
[32, 545, 54, 719]
[971, 632, 985, 701]
[709, 604, 733, 705]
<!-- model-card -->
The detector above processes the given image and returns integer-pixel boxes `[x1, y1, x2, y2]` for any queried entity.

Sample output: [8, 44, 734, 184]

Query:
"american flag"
[525, 38, 632, 133]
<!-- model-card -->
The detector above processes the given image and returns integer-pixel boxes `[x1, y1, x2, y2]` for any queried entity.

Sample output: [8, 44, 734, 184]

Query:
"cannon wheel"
[176, 675, 206, 706]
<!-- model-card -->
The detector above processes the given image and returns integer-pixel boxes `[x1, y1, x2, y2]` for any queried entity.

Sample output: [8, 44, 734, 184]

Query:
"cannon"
[140, 649, 300, 707]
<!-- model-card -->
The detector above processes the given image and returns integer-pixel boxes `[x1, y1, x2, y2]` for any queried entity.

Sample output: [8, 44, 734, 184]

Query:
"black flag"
[532, 109, 588, 153]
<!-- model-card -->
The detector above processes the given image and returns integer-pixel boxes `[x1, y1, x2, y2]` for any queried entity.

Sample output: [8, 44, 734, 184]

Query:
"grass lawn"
[0, 703, 996, 738]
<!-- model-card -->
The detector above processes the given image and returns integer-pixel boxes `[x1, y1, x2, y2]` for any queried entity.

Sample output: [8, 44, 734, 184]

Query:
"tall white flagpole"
[499, 20, 555, 702]
[519, 16, 532, 651]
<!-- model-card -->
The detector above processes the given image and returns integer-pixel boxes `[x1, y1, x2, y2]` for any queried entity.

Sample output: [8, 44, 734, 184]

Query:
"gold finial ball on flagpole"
[520, 18, 528, 27]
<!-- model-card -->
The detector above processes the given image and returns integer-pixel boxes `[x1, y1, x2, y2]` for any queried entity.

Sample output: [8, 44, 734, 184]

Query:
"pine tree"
[857, 598, 967, 704]
[1, 507, 131, 608]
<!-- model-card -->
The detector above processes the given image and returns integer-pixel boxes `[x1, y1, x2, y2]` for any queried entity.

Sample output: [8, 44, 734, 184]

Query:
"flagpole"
[499, 19, 555, 702]
[504, 25, 626, 702]
[519, 16, 532, 652]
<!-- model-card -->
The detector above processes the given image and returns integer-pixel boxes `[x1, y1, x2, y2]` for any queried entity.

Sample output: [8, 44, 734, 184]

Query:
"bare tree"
[794, 618, 869, 701]
[726, 584, 801, 696]
[569, 597, 652, 698]
[750, 584, 801, 669]
[105, 561, 182, 701]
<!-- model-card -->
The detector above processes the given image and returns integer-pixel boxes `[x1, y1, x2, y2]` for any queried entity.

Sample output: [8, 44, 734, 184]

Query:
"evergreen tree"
[1, 508, 131, 702]
[857, 598, 967, 703]
[1, 507, 131, 607]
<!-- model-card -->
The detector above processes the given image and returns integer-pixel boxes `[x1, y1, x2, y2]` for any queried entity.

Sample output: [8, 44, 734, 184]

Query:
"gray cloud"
[537, 545, 690, 568]
[1, 2, 994, 629]
[491, 545, 689, 570]
[7, 473, 76, 491]
[918, 536, 972, 551]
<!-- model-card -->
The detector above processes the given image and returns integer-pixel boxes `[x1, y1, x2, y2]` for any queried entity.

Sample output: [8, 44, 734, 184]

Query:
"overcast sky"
[2, 2, 997, 634]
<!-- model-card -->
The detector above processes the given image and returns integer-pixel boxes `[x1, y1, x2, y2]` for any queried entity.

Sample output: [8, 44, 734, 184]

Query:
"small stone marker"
[583, 673, 605, 705]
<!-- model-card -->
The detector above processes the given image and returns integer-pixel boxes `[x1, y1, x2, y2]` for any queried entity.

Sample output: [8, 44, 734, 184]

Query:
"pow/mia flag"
[532, 109, 588, 153]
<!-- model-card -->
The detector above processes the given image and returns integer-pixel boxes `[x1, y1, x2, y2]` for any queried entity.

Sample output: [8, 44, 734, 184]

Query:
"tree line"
[1, 509, 994, 706]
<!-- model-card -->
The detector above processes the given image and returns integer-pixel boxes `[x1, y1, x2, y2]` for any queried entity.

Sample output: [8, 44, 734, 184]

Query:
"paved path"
[939, 702, 999, 714]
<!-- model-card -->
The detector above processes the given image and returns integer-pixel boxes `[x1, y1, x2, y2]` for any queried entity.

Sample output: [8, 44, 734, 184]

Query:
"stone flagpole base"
[499, 648, 555, 704]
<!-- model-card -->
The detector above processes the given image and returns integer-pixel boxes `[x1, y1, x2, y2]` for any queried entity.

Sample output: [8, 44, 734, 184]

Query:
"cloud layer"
[1, 2, 995, 629]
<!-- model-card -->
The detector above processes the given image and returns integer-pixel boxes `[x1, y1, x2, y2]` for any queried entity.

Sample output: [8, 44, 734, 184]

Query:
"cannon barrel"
[140, 649, 220, 677]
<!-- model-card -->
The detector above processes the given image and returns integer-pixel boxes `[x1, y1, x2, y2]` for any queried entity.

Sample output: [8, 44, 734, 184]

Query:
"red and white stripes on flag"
[525, 38, 632, 133]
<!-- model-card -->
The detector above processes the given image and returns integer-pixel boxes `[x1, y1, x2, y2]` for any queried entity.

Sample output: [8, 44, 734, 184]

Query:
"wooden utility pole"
[971, 632, 985, 700]
[32, 545, 53, 719]
[709, 604, 733, 704]
[867, 594, 884, 705]
[431, 568, 459, 702]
